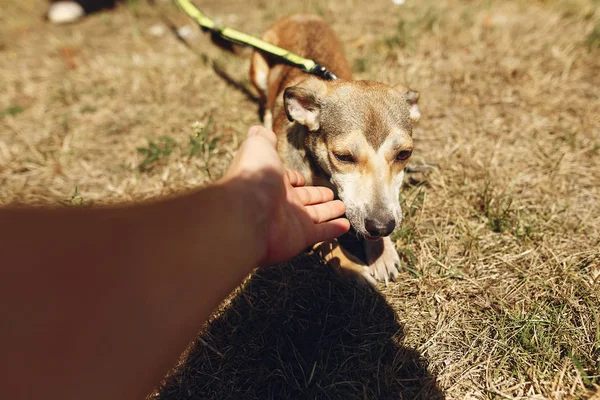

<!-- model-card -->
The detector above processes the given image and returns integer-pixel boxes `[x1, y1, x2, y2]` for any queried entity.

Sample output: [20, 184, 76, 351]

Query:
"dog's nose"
[365, 218, 396, 238]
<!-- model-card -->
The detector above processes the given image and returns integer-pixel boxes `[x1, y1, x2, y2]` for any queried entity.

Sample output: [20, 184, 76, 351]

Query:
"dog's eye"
[395, 150, 412, 161]
[333, 153, 355, 163]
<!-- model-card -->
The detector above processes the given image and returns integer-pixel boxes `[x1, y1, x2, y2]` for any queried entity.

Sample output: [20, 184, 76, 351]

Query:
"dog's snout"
[365, 217, 396, 238]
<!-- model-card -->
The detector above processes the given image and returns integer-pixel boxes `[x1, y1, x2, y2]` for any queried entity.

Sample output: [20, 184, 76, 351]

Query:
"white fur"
[285, 98, 320, 131]
[409, 104, 421, 123]
[252, 62, 268, 93]
[330, 135, 407, 237]
[365, 236, 401, 285]
[263, 110, 273, 130]
[331, 170, 370, 235]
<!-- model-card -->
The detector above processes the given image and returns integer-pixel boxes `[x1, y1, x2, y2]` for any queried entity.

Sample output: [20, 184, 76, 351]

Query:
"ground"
[1, 0, 599, 398]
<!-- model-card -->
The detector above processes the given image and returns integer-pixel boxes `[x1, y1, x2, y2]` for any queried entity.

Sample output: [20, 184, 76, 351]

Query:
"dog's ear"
[284, 79, 327, 131]
[394, 84, 421, 124]
[284, 87, 321, 131]
[405, 89, 421, 123]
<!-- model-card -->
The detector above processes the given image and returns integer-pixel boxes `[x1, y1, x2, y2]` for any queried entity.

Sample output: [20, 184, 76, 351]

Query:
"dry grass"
[1, 0, 599, 398]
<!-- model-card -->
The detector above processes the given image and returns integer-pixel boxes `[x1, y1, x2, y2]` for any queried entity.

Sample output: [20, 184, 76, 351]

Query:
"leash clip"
[309, 64, 338, 81]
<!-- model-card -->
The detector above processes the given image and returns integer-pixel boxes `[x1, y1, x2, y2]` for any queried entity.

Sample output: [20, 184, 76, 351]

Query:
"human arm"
[0, 126, 349, 400]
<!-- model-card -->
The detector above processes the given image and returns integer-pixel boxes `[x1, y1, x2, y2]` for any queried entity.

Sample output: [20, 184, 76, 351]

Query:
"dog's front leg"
[313, 240, 376, 287]
[364, 236, 401, 285]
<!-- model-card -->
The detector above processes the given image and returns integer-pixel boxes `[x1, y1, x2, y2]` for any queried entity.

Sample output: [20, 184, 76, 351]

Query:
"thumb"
[247, 126, 277, 147]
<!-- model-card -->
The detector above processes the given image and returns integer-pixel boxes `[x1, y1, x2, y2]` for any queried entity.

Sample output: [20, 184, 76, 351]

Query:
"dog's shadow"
[158, 254, 444, 399]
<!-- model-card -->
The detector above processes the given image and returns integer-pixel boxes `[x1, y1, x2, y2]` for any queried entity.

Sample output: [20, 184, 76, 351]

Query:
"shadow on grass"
[159, 254, 444, 400]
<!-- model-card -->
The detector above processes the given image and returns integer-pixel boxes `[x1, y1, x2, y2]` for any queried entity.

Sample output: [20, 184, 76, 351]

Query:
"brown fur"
[250, 15, 352, 131]
[249, 14, 420, 285]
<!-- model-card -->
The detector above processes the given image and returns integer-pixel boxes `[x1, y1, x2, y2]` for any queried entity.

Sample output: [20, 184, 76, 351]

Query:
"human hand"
[222, 126, 350, 265]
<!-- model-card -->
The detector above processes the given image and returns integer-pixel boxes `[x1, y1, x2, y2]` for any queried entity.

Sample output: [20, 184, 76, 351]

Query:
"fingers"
[286, 169, 306, 187]
[247, 125, 277, 147]
[305, 200, 346, 224]
[293, 186, 334, 206]
[311, 218, 351, 243]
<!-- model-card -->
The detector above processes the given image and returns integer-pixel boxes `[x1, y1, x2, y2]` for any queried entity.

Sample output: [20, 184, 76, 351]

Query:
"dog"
[247, 14, 421, 286]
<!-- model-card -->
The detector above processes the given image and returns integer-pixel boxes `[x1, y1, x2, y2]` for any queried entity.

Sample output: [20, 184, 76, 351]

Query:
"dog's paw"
[334, 263, 377, 289]
[313, 240, 377, 289]
[364, 236, 401, 284]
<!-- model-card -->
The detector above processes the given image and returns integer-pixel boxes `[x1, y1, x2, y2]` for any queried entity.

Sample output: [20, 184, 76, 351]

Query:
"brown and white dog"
[250, 14, 420, 286]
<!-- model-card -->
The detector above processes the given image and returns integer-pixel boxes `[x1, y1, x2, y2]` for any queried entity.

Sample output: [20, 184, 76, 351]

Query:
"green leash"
[173, 0, 338, 80]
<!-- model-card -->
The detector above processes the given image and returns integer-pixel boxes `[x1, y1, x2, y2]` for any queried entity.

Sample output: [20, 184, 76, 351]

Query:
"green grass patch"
[352, 57, 369, 74]
[70, 187, 84, 206]
[188, 117, 218, 158]
[383, 8, 440, 51]
[137, 136, 177, 172]
[585, 22, 600, 50]
[479, 176, 515, 234]
[136, 119, 221, 174]
[385, 20, 414, 49]
[1, 106, 24, 117]
[188, 118, 221, 179]
[487, 300, 600, 390]
[80, 105, 97, 113]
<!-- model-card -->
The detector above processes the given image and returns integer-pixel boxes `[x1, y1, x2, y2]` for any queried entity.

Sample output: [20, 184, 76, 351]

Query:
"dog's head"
[284, 77, 420, 240]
